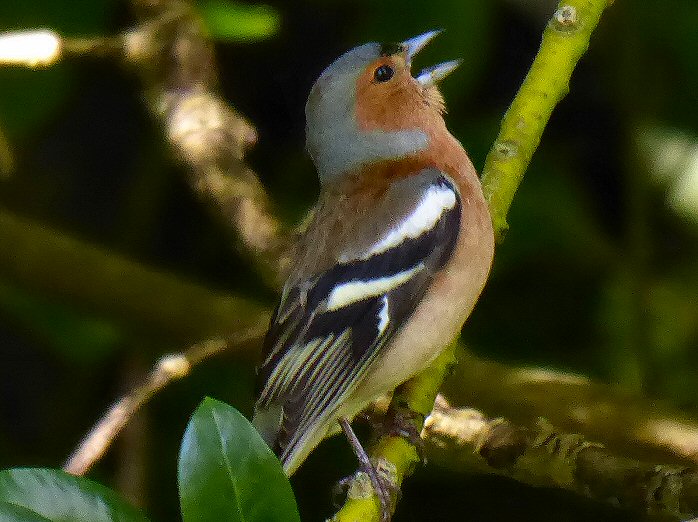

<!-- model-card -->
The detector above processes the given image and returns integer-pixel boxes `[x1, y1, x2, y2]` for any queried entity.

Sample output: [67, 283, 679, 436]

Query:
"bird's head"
[305, 30, 460, 184]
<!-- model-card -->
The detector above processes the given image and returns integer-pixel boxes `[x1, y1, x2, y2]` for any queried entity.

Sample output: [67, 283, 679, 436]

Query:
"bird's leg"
[331, 474, 353, 509]
[383, 403, 426, 462]
[339, 417, 393, 522]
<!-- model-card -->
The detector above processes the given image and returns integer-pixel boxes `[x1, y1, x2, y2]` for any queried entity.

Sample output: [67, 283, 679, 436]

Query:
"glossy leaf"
[178, 397, 299, 522]
[0, 468, 149, 522]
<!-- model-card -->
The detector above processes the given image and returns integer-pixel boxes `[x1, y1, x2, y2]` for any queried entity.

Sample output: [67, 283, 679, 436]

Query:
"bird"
[253, 29, 494, 514]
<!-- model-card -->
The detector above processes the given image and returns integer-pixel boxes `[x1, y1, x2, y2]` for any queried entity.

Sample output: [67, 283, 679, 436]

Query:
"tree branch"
[443, 348, 698, 466]
[64, 332, 263, 476]
[123, 0, 288, 285]
[481, 2, 609, 239]
[423, 395, 698, 520]
[332, 1, 613, 519]
[0, 2, 289, 285]
[0, 208, 269, 342]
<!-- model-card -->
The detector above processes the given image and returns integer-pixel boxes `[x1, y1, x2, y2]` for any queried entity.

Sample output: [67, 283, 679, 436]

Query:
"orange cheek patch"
[354, 58, 436, 133]
[355, 58, 407, 130]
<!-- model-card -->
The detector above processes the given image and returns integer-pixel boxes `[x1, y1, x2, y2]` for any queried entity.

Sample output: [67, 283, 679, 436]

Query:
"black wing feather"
[255, 171, 461, 461]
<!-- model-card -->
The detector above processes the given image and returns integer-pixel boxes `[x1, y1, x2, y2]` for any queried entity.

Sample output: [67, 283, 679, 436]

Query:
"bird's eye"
[373, 64, 394, 83]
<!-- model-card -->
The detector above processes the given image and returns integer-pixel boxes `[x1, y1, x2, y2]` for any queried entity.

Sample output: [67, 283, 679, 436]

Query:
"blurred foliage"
[0, 281, 123, 365]
[0, 0, 697, 520]
[195, 0, 280, 42]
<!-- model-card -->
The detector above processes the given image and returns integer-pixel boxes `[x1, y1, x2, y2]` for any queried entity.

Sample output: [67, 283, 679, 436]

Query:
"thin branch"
[0, 3, 289, 285]
[123, 1, 288, 284]
[64, 330, 264, 476]
[0, 30, 63, 67]
[332, 1, 612, 519]
[423, 395, 698, 520]
[481, 2, 609, 239]
[0, 29, 125, 65]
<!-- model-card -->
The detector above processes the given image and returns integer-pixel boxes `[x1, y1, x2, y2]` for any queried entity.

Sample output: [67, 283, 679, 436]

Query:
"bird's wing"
[254, 168, 461, 464]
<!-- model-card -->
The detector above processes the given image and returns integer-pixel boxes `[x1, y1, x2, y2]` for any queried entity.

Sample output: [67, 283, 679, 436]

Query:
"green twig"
[482, 1, 609, 239]
[332, 1, 612, 520]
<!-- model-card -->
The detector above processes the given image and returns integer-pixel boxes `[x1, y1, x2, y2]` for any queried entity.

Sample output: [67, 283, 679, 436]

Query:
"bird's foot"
[331, 475, 353, 509]
[382, 405, 426, 464]
[339, 417, 396, 521]
[334, 460, 397, 522]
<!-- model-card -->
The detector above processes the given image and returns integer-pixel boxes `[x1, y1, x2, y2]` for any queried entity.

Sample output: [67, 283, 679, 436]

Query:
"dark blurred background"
[1, 0, 696, 520]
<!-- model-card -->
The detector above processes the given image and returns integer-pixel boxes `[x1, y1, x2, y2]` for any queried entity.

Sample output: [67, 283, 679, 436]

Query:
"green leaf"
[0, 468, 149, 522]
[196, 0, 280, 42]
[0, 503, 51, 522]
[178, 397, 299, 522]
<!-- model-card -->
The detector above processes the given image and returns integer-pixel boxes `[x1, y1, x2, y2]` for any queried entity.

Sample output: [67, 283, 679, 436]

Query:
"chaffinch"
[253, 29, 494, 495]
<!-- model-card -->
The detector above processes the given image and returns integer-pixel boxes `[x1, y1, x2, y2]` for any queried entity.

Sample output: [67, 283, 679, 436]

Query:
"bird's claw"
[336, 461, 396, 522]
[382, 406, 427, 464]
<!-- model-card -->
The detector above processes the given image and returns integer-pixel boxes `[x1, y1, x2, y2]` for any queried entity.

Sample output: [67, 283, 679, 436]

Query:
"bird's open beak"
[402, 30, 441, 62]
[401, 30, 460, 87]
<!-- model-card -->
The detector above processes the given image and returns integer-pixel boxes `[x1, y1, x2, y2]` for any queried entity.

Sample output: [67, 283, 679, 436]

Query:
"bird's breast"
[351, 156, 494, 404]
